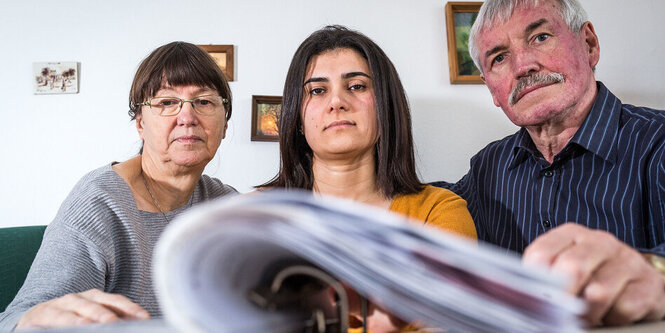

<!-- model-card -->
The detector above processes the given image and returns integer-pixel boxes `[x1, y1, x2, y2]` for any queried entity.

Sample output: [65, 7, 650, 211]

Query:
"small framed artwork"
[251, 95, 282, 142]
[445, 2, 484, 84]
[198, 44, 235, 81]
[33, 62, 80, 94]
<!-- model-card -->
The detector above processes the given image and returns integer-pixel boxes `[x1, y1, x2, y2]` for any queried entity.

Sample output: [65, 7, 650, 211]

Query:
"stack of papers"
[153, 191, 584, 333]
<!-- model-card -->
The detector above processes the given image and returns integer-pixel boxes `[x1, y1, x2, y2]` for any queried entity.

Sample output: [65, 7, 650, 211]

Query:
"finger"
[641, 292, 665, 322]
[602, 267, 665, 325]
[80, 289, 150, 319]
[43, 307, 93, 328]
[523, 223, 581, 266]
[366, 309, 403, 332]
[54, 293, 121, 323]
[17, 301, 92, 329]
[579, 248, 641, 326]
[549, 235, 617, 294]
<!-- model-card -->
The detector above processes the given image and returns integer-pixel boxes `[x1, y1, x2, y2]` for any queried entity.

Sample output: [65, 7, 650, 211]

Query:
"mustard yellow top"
[389, 185, 477, 239]
[348, 185, 476, 332]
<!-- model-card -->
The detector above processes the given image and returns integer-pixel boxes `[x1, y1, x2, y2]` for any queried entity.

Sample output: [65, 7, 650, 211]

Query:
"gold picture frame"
[198, 44, 235, 81]
[251, 95, 282, 142]
[445, 2, 484, 84]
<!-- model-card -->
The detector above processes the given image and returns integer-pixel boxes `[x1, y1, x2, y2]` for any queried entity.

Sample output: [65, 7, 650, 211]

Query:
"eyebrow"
[484, 45, 507, 61]
[343, 72, 371, 80]
[483, 18, 549, 61]
[524, 18, 548, 37]
[303, 72, 372, 86]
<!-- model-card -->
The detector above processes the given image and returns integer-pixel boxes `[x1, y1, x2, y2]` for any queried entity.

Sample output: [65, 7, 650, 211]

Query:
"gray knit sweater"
[0, 164, 237, 330]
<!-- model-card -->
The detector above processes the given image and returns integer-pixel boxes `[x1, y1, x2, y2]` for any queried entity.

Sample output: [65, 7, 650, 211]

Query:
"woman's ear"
[136, 114, 145, 140]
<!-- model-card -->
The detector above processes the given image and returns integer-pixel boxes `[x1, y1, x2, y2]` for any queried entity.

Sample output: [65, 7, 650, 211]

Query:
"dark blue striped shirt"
[433, 82, 665, 256]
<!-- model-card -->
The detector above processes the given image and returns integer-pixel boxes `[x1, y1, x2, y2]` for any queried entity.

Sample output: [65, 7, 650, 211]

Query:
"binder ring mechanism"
[248, 265, 368, 333]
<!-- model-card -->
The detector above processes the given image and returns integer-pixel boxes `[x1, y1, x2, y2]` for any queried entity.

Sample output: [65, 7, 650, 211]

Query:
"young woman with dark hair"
[261, 26, 476, 332]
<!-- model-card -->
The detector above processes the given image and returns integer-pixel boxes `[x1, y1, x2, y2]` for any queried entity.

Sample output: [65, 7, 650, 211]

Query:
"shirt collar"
[508, 128, 537, 169]
[569, 81, 620, 164]
[508, 81, 621, 169]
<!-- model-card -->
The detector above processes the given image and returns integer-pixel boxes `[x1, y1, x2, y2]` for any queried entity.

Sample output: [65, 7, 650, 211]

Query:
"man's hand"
[523, 223, 665, 326]
[16, 289, 150, 329]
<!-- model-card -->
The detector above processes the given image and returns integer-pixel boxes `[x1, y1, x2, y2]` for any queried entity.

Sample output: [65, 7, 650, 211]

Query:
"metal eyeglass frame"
[134, 94, 229, 116]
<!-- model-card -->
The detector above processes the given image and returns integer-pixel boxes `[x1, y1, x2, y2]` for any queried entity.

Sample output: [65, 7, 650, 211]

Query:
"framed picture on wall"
[445, 2, 484, 84]
[251, 95, 282, 142]
[33, 62, 80, 94]
[198, 44, 235, 81]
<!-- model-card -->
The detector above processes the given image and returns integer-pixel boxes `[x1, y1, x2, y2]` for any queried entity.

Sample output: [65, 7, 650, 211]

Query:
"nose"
[329, 87, 348, 112]
[512, 47, 540, 78]
[176, 100, 199, 126]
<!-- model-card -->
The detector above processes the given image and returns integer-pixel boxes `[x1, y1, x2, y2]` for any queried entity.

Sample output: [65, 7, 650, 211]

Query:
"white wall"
[1, 0, 663, 227]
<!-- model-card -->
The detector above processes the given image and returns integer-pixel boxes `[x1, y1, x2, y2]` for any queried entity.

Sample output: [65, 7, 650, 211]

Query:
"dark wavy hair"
[260, 25, 422, 197]
[128, 41, 232, 121]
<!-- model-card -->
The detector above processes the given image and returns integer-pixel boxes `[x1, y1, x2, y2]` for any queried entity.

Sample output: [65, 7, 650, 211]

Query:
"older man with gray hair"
[434, 0, 665, 327]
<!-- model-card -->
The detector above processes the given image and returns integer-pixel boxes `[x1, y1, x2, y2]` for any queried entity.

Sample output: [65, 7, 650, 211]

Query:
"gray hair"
[468, 0, 588, 74]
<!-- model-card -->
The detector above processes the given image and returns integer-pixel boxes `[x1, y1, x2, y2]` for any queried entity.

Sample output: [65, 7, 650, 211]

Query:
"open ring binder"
[248, 265, 368, 333]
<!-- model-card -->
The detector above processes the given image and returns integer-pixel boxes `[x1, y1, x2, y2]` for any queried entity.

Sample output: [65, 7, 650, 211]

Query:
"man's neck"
[524, 82, 598, 164]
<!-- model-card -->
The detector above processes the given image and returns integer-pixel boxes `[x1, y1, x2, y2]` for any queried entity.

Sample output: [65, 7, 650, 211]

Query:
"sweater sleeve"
[390, 185, 477, 240]
[0, 183, 112, 330]
[421, 187, 477, 240]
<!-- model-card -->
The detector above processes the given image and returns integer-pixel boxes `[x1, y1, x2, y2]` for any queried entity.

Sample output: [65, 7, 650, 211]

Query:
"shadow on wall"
[409, 96, 518, 183]
[610, 88, 665, 110]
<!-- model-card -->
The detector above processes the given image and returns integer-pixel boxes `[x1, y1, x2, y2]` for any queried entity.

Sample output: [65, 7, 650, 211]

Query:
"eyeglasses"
[136, 94, 228, 117]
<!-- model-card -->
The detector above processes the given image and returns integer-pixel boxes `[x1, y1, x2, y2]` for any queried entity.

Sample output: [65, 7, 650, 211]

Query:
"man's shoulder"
[470, 130, 522, 162]
[619, 104, 665, 154]
[621, 103, 665, 125]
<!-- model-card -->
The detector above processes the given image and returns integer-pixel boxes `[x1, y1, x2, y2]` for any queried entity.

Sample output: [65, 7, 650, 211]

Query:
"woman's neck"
[311, 153, 391, 208]
[113, 155, 202, 212]
[140, 154, 202, 211]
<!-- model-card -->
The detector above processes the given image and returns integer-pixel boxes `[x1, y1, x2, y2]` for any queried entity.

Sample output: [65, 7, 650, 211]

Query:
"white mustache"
[509, 73, 564, 105]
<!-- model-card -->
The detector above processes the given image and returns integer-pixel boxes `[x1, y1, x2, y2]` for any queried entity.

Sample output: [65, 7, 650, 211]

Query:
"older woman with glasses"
[0, 42, 237, 330]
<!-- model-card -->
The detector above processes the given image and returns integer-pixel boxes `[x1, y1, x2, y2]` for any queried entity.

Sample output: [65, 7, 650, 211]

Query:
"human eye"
[491, 53, 506, 67]
[533, 33, 550, 43]
[309, 87, 326, 95]
[349, 83, 366, 91]
[195, 97, 215, 106]
[152, 98, 179, 107]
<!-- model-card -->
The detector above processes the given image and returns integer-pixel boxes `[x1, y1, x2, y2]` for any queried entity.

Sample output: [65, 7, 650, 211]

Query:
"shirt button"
[543, 220, 551, 228]
[544, 170, 554, 177]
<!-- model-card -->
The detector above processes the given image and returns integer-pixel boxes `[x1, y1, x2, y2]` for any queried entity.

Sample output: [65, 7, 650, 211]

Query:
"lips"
[324, 120, 355, 130]
[514, 82, 555, 104]
[174, 135, 203, 143]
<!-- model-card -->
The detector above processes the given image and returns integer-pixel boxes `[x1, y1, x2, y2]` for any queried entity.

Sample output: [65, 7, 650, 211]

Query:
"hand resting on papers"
[16, 289, 149, 329]
[523, 223, 665, 327]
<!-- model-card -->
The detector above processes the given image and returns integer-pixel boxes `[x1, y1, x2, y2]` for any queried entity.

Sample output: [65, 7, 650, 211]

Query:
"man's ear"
[221, 121, 228, 140]
[580, 21, 600, 69]
[136, 114, 145, 140]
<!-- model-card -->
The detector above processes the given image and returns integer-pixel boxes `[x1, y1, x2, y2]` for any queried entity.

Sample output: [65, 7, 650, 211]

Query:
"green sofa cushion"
[0, 225, 47, 312]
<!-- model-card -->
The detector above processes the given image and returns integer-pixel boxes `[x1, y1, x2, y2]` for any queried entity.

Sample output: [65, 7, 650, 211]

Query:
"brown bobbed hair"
[260, 25, 422, 197]
[128, 41, 232, 121]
